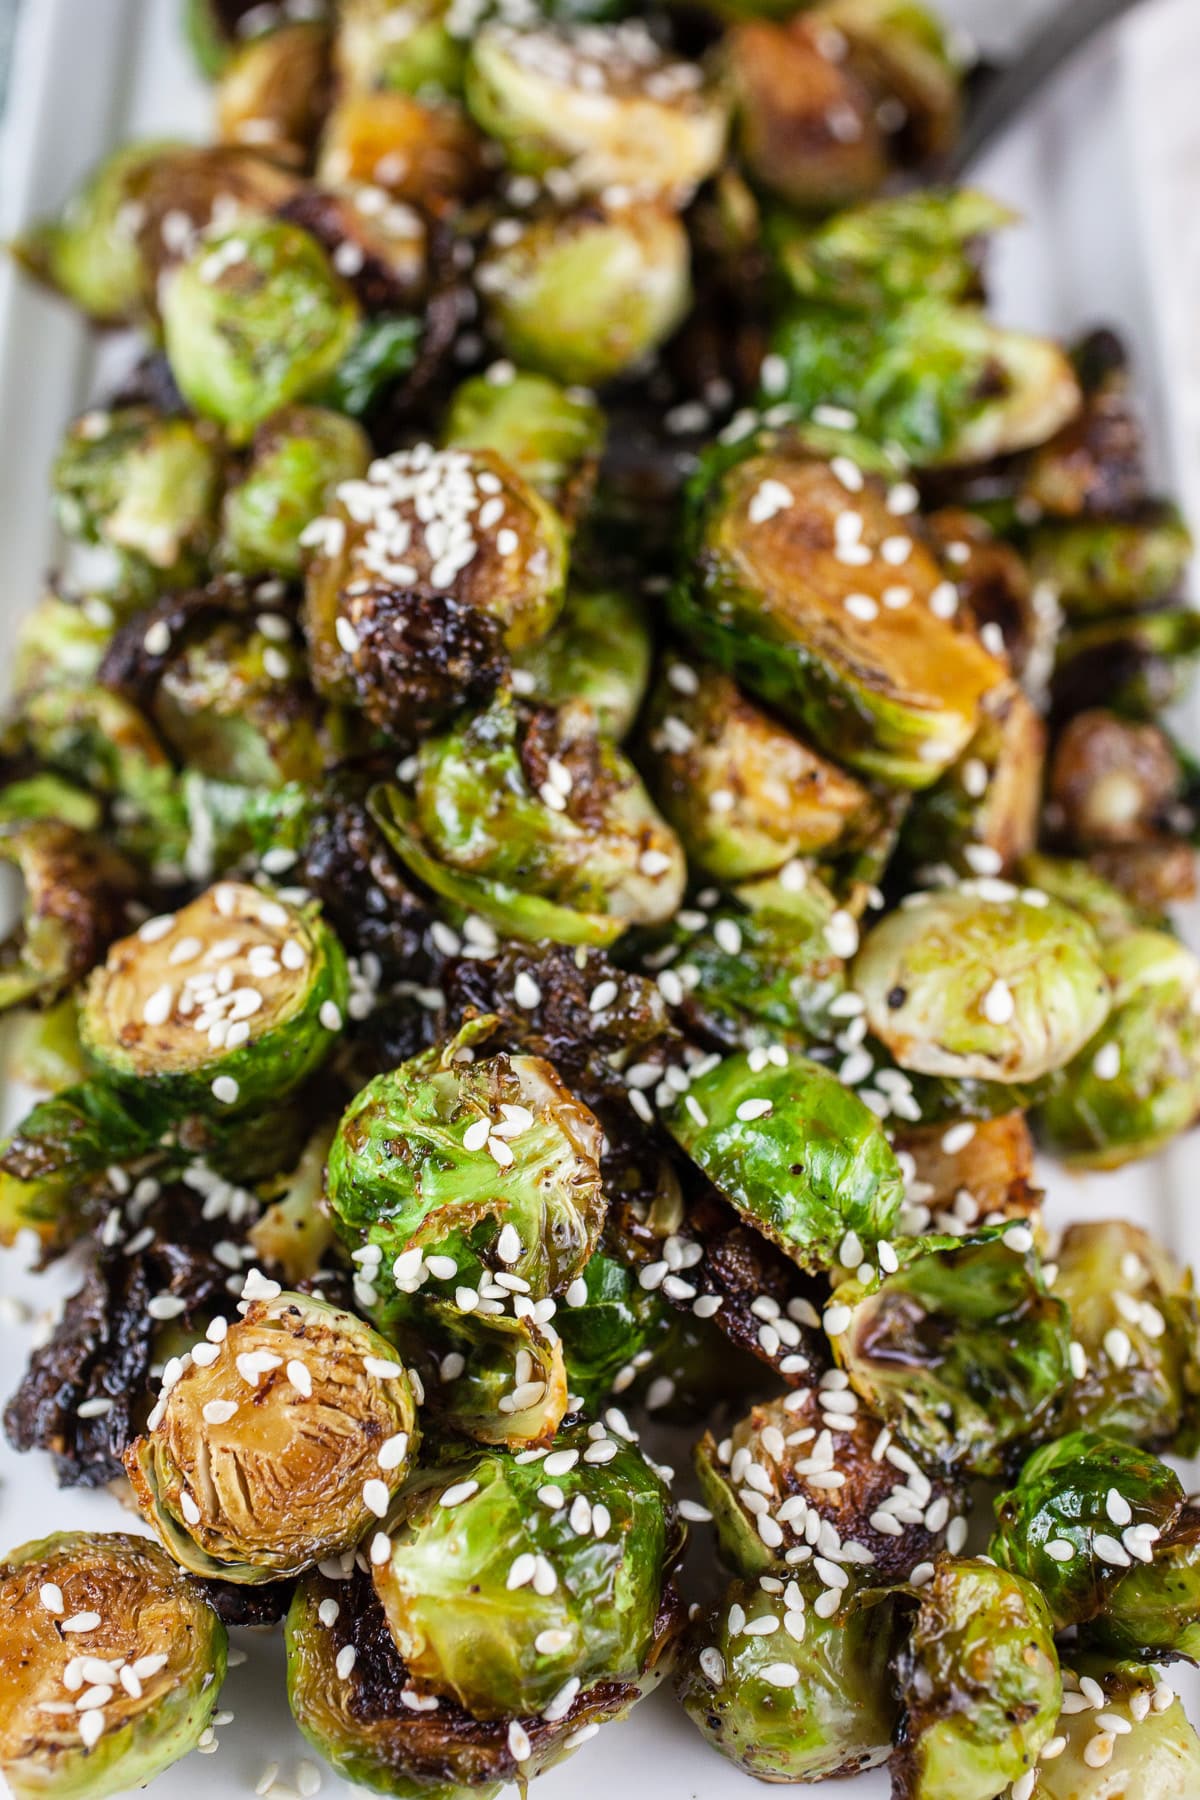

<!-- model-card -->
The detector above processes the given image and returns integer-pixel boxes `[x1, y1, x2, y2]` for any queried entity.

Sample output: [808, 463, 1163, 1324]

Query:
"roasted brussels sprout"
[247, 1122, 337, 1284]
[219, 403, 370, 576]
[665, 1046, 904, 1273]
[643, 658, 873, 880]
[127, 1288, 419, 1582]
[892, 1558, 1061, 1800]
[671, 431, 1008, 786]
[1047, 1220, 1200, 1451]
[0, 1530, 226, 1800]
[900, 688, 1045, 881]
[373, 1424, 675, 1718]
[161, 218, 360, 441]
[477, 201, 691, 388]
[0, 821, 134, 1013]
[465, 21, 727, 201]
[1047, 709, 1188, 850]
[216, 21, 331, 167]
[1029, 502, 1192, 622]
[318, 89, 483, 209]
[327, 1016, 605, 1318]
[677, 1576, 899, 1782]
[890, 1109, 1041, 1236]
[371, 696, 686, 944]
[335, 0, 464, 95]
[770, 188, 1012, 311]
[12, 592, 116, 701]
[832, 1233, 1071, 1475]
[1051, 607, 1200, 723]
[854, 881, 1112, 1084]
[80, 881, 348, 1114]
[512, 586, 652, 739]
[52, 407, 223, 603]
[442, 370, 606, 520]
[1038, 1660, 1200, 1799]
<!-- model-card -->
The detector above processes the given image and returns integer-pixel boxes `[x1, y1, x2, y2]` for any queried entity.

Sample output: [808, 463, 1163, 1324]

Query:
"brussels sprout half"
[161, 218, 361, 442]
[465, 21, 727, 201]
[219, 404, 371, 577]
[854, 880, 1112, 1084]
[832, 1232, 1071, 1476]
[80, 881, 349, 1115]
[326, 1016, 606, 1316]
[127, 1289, 419, 1583]
[677, 1576, 899, 1782]
[318, 90, 483, 210]
[0, 1530, 226, 1800]
[900, 687, 1045, 882]
[665, 1046, 904, 1274]
[335, 0, 465, 95]
[892, 1558, 1061, 1800]
[374, 1424, 675, 1719]
[1039, 1660, 1200, 1800]
[0, 821, 135, 1013]
[216, 22, 330, 168]
[441, 370, 606, 521]
[1029, 502, 1193, 623]
[512, 586, 652, 740]
[671, 432, 1008, 787]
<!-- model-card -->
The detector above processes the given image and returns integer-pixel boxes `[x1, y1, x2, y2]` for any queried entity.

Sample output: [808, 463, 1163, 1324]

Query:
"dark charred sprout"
[0, 821, 135, 1014]
[1051, 608, 1200, 724]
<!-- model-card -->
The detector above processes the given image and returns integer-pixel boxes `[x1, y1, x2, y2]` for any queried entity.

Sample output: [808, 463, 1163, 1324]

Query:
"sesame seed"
[508, 1720, 532, 1762]
[699, 1647, 725, 1686]
[1106, 1487, 1132, 1526]
[1046, 1538, 1075, 1562]
[319, 1001, 343, 1031]
[211, 1075, 239, 1105]
[335, 1646, 356, 1680]
[1093, 1533, 1132, 1567]
[61, 1613, 102, 1634]
[318, 1599, 340, 1626]
[982, 979, 1015, 1024]
[589, 979, 619, 1012]
[760, 1662, 799, 1688]
[1104, 1327, 1133, 1370]
[287, 1359, 313, 1398]
[202, 1397, 238, 1425]
[514, 972, 541, 1009]
[39, 1583, 64, 1613]
[1093, 1041, 1121, 1081]
[439, 1480, 479, 1507]
[823, 1305, 852, 1337]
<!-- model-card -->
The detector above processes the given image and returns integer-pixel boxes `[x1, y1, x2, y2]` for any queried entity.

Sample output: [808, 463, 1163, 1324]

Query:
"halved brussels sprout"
[219, 404, 370, 577]
[892, 1558, 1061, 1800]
[12, 592, 115, 701]
[248, 1122, 338, 1284]
[398, 1303, 570, 1449]
[769, 300, 1080, 469]
[1047, 709, 1185, 850]
[832, 1233, 1071, 1476]
[327, 1016, 605, 1316]
[477, 201, 691, 388]
[770, 188, 1013, 311]
[0, 822, 134, 1013]
[1039, 1660, 1200, 1800]
[52, 407, 223, 604]
[370, 696, 685, 944]
[642, 659, 873, 880]
[671, 431, 1008, 787]
[216, 21, 330, 167]
[80, 881, 348, 1114]
[512, 586, 652, 739]
[335, 0, 465, 95]
[161, 219, 360, 442]
[1048, 1220, 1200, 1451]
[465, 21, 727, 201]
[0, 1530, 226, 1800]
[696, 1390, 963, 1585]
[990, 1431, 1190, 1640]
[901, 688, 1045, 881]
[374, 1425, 674, 1719]
[302, 444, 568, 726]
[554, 1248, 675, 1412]
[1051, 607, 1200, 723]
[281, 185, 430, 316]
[890, 1109, 1041, 1235]
[1035, 927, 1200, 1168]
[3, 993, 86, 1095]
[677, 1577, 899, 1782]
[127, 1289, 419, 1582]
[854, 881, 1112, 1084]
[318, 90, 483, 209]
[665, 1046, 904, 1273]
[442, 371, 606, 520]
[1029, 502, 1192, 622]
[1014, 326, 1144, 520]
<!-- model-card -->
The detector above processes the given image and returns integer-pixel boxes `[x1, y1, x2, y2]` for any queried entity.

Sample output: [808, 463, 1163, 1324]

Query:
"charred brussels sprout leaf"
[326, 1017, 606, 1315]
[0, 822, 135, 1013]
[374, 1425, 674, 1718]
[833, 1233, 1071, 1475]
[512, 586, 652, 739]
[477, 201, 691, 388]
[671, 431, 1007, 786]
[219, 404, 371, 577]
[677, 1577, 899, 1782]
[1039, 1660, 1200, 1799]
[161, 219, 360, 441]
[893, 1558, 1061, 1800]
[127, 1290, 419, 1582]
[442, 370, 606, 519]
[854, 881, 1112, 1083]
[0, 1530, 226, 1800]
[665, 1047, 904, 1273]
[465, 21, 727, 201]
[80, 881, 348, 1114]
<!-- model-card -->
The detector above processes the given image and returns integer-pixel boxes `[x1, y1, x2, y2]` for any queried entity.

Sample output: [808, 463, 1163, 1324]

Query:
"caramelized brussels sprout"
[477, 201, 691, 388]
[12, 592, 115, 700]
[52, 407, 223, 603]
[901, 688, 1045, 881]
[1047, 710, 1186, 849]
[370, 696, 685, 944]
[247, 1122, 338, 1284]
[854, 881, 1112, 1084]
[1038, 1660, 1200, 1799]
[161, 219, 360, 441]
[1051, 607, 1200, 723]
[892, 1558, 1061, 1800]
[643, 658, 873, 880]
[0, 822, 134, 1013]
[0, 1530, 226, 1800]
[327, 1017, 605, 1317]
[833, 1233, 1071, 1475]
[1048, 1221, 1200, 1451]
[769, 300, 1080, 469]
[671, 431, 1007, 786]
[825, 0, 963, 164]
[127, 1288, 419, 1582]
[665, 1046, 904, 1273]
[216, 21, 331, 167]
[1029, 502, 1192, 622]
[770, 188, 1012, 311]
[374, 1424, 674, 1719]
[890, 1110, 1041, 1235]
[401, 1304, 570, 1450]
[442, 370, 606, 519]
[219, 404, 370, 576]
[465, 21, 727, 200]
[318, 89, 482, 210]
[677, 1577, 899, 1782]
[335, 0, 464, 95]
[80, 881, 348, 1114]
[512, 586, 652, 738]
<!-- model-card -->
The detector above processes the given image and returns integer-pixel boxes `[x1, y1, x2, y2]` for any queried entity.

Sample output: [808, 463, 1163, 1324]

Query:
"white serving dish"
[2, 1, 1200, 1795]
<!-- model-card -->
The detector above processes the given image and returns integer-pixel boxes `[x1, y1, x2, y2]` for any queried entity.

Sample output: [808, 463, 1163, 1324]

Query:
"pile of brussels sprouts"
[3, 0, 1200, 1796]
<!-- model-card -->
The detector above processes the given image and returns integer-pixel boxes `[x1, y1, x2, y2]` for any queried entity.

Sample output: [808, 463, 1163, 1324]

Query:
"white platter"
[2, 1, 1200, 1796]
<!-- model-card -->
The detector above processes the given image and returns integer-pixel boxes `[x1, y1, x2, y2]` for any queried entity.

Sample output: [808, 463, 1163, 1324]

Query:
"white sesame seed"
[202, 1399, 238, 1425]
[39, 1583, 64, 1613]
[335, 1646, 356, 1680]
[211, 1075, 239, 1105]
[1104, 1327, 1133, 1370]
[1046, 1538, 1075, 1562]
[61, 1613, 102, 1634]
[440, 1480, 479, 1507]
[513, 972, 541, 1009]
[508, 1720, 532, 1762]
